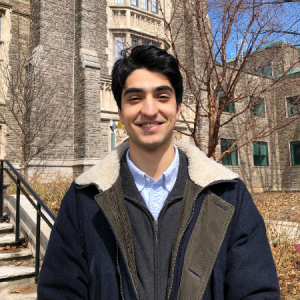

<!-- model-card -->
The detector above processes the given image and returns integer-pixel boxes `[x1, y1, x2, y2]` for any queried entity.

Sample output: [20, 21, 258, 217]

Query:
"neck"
[129, 140, 175, 181]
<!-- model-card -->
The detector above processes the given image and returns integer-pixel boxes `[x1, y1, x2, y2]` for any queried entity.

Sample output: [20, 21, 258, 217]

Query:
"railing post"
[35, 203, 41, 283]
[0, 161, 3, 218]
[15, 178, 21, 242]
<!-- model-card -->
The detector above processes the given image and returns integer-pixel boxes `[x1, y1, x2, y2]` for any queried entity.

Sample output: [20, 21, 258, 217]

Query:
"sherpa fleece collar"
[75, 140, 239, 192]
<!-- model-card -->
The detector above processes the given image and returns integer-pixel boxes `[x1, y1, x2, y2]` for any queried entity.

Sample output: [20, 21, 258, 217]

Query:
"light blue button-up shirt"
[126, 146, 179, 220]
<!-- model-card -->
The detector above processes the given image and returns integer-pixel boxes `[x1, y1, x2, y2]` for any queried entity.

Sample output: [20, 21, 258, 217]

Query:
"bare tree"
[161, 0, 300, 162]
[0, 41, 72, 173]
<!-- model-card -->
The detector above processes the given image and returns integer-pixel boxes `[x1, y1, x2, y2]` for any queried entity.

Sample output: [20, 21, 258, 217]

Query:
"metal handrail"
[265, 173, 300, 191]
[0, 160, 56, 282]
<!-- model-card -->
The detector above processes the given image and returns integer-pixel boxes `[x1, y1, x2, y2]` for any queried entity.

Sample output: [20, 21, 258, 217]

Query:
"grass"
[6, 176, 300, 298]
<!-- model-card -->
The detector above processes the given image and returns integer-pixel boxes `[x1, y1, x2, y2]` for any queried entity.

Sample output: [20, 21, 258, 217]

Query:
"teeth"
[142, 123, 157, 128]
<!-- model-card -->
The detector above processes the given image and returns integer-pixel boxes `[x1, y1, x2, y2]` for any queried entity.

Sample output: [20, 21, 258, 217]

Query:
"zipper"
[125, 197, 181, 300]
[154, 219, 159, 300]
[154, 199, 181, 300]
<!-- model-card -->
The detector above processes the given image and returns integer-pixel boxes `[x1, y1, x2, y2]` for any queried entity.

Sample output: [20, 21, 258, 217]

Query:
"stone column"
[73, 49, 102, 173]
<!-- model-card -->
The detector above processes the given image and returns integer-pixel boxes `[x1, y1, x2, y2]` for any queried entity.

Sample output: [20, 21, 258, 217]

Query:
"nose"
[141, 96, 158, 118]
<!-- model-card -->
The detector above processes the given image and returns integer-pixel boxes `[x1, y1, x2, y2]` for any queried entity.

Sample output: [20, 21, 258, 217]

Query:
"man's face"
[118, 69, 181, 152]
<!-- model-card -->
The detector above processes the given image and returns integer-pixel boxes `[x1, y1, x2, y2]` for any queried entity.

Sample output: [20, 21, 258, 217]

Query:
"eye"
[157, 94, 170, 100]
[129, 96, 141, 101]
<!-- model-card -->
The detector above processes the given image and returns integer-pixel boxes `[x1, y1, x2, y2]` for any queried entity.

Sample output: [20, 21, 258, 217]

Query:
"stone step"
[0, 293, 37, 300]
[0, 234, 21, 246]
[0, 283, 37, 299]
[0, 248, 33, 262]
[0, 265, 35, 280]
[0, 223, 14, 233]
[0, 275, 36, 294]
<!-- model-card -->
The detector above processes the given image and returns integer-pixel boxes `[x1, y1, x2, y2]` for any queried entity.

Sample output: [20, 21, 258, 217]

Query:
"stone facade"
[0, 0, 300, 192]
[0, 0, 30, 164]
[223, 43, 300, 192]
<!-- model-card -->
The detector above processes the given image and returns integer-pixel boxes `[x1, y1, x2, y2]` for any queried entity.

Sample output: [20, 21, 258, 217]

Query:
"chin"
[134, 136, 173, 152]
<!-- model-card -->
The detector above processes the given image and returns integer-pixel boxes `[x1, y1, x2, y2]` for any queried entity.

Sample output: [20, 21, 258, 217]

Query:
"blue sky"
[206, 0, 300, 62]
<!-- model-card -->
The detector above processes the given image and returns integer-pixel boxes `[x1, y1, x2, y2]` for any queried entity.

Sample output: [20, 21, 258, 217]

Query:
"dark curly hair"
[111, 45, 183, 110]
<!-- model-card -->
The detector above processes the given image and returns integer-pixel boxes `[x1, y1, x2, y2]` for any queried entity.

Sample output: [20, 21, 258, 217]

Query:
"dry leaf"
[10, 285, 33, 294]
[14, 262, 22, 266]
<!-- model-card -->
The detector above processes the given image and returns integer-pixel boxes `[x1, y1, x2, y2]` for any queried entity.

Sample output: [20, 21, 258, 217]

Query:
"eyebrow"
[123, 85, 174, 97]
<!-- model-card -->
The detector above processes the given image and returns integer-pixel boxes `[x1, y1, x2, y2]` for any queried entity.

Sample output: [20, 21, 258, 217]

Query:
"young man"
[38, 45, 280, 299]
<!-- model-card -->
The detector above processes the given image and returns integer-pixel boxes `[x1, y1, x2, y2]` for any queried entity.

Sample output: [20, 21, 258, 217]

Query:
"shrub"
[6, 172, 72, 216]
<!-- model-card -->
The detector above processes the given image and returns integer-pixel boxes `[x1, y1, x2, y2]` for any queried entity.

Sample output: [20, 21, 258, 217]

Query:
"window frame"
[114, 35, 125, 62]
[141, 0, 148, 10]
[290, 141, 300, 166]
[0, 9, 6, 42]
[130, 0, 138, 7]
[286, 95, 300, 118]
[252, 141, 269, 167]
[114, 0, 125, 3]
[0, 14, 2, 41]
[256, 63, 272, 76]
[250, 97, 266, 118]
[131, 37, 139, 48]
[218, 91, 235, 114]
[142, 39, 150, 45]
[220, 138, 239, 166]
[151, 0, 158, 14]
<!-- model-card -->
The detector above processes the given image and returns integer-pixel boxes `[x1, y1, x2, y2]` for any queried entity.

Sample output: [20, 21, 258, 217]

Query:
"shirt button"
[146, 177, 150, 182]
[154, 203, 158, 208]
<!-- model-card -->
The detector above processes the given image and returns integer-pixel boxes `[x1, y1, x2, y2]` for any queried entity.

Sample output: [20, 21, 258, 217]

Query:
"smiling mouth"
[140, 123, 162, 128]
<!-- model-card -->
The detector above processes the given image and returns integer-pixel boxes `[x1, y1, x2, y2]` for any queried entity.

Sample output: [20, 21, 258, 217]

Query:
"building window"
[0, 10, 5, 41]
[114, 0, 125, 3]
[131, 0, 138, 7]
[286, 95, 300, 117]
[253, 142, 269, 166]
[141, 0, 148, 10]
[114, 36, 125, 62]
[152, 42, 159, 48]
[131, 37, 139, 48]
[290, 141, 300, 166]
[250, 97, 266, 118]
[221, 139, 238, 166]
[142, 40, 150, 45]
[151, 0, 158, 13]
[256, 64, 272, 76]
[218, 91, 235, 113]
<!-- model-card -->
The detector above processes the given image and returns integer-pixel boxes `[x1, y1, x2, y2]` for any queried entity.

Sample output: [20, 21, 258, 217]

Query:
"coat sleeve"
[37, 182, 89, 300]
[224, 179, 280, 300]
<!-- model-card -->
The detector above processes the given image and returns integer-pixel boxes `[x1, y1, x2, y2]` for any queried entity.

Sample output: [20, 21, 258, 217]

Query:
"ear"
[176, 103, 181, 121]
[118, 108, 124, 124]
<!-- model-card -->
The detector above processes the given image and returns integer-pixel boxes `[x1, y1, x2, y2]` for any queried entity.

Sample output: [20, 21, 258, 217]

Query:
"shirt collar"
[126, 145, 180, 192]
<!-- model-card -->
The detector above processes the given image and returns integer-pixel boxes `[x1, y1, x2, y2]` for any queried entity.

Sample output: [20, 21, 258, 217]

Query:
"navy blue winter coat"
[38, 141, 280, 299]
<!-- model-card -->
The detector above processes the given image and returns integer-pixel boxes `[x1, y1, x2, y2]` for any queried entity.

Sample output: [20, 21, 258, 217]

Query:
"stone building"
[0, 0, 299, 192]
[0, 0, 195, 176]
[221, 42, 300, 192]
